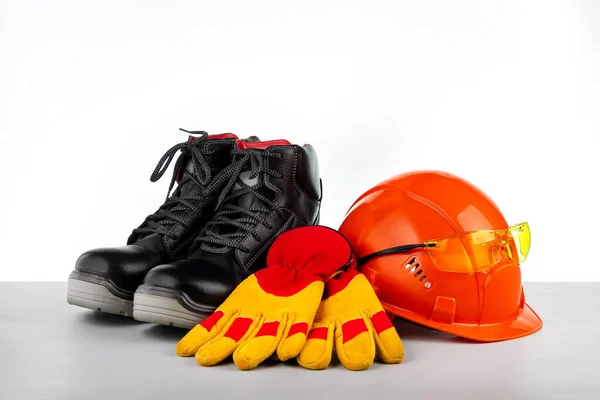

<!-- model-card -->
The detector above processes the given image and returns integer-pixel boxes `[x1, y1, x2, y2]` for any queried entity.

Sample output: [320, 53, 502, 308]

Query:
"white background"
[1, 0, 599, 282]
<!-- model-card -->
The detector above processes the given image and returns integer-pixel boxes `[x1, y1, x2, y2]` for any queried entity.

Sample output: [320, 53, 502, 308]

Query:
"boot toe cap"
[142, 259, 236, 309]
[75, 245, 162, 292]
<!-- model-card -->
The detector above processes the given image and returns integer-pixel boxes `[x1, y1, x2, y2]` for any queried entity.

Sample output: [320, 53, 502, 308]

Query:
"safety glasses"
[357, 222, 531, 273]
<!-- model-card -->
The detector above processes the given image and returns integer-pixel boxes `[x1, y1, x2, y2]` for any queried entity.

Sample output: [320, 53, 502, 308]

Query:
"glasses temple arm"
[357, 244, 429, 266]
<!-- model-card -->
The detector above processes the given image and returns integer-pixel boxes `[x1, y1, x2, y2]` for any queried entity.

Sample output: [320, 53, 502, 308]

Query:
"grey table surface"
[0, 283, 597, 400]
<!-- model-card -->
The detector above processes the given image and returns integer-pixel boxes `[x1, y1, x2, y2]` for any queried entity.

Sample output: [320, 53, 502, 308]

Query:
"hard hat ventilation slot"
[404, 257, 432, 288]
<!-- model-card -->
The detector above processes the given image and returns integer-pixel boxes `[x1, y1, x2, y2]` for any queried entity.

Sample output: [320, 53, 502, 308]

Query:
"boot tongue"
[173, 174, 203, 197]
[175, 154, 217, 197]
[233, 170, 264, 209]
[229, 139, 292, 206]
[228, 141, 291, 212]
[202, 148, 274, 248]
[176, 138, 236, 197]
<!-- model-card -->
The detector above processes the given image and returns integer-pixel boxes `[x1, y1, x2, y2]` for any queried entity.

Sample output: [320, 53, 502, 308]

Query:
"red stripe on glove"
[199, 310, 224, 331]
[287, 322, 309, 337]
[307, 327, 328, 340]
[255, 321, 280, 337]
[342, 318, 368, 343]
[370, 311, 394, 334]
[224, 317, 253, 342]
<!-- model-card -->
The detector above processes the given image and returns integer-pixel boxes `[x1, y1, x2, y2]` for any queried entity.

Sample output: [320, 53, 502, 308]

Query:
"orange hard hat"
[338, 170, 542, 342]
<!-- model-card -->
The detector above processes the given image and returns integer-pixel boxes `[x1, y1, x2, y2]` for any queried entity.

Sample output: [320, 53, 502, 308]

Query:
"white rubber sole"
[133, 292, 206, 329]
[67, 279, 134, 317]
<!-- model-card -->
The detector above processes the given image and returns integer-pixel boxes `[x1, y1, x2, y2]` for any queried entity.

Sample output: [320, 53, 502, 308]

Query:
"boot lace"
[131, 130, 216, 241]
[195, 148, 283, 253]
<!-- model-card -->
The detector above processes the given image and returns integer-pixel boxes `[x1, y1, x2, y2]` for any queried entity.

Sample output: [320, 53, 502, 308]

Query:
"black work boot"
[133, 139, 322, 328]
[67, 131, 252, 317]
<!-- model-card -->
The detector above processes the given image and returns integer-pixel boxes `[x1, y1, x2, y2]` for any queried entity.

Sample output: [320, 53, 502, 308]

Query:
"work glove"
[175, 225, 354, 370]
[297, 268, 404, 371]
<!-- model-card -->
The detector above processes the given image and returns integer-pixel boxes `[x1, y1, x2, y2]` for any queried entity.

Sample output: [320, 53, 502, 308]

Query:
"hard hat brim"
[383, 301, 543, 342]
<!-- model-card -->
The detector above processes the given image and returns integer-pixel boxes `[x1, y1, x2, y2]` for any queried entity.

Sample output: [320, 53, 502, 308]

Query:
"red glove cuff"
[256, 226, 355, 296]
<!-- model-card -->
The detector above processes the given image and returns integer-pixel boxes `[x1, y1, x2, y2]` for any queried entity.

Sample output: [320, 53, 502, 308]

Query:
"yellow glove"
[298, 268, 404, 371]
[175, 226, 355, 370]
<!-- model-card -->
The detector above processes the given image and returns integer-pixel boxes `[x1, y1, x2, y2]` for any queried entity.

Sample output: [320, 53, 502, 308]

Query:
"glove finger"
[335, 312, 375, 371]
[233, 313, 288, 370]
[176, 309, 232, 357]
[195, 314, 260, 366]
[296, 321, 334, 370]
[369, 310, 404, 364]
[276, 319, 311, 361]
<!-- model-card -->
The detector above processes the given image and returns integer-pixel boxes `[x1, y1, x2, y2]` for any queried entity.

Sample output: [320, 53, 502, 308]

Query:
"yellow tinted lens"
[509, 222, 531, 262]
[426, 230, 502, 273]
